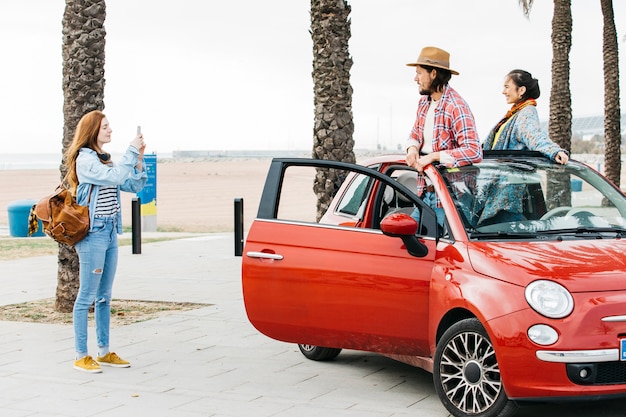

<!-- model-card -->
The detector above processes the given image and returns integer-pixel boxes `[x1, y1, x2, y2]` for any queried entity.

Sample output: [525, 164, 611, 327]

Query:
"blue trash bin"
[570, 179, 583, 192]
[7, 199, 45, 237]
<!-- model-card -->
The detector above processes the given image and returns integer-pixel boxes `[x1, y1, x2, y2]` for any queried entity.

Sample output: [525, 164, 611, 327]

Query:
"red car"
[241, 151, 626, 417]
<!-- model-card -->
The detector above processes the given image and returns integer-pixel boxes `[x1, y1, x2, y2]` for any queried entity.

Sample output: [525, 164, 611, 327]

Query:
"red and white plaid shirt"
[406, 84, 482, 201]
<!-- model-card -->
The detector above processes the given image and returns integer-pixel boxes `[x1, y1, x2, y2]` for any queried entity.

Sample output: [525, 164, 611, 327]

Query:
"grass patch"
[0, 238, 59, 260]
[0, 236, 186, 261]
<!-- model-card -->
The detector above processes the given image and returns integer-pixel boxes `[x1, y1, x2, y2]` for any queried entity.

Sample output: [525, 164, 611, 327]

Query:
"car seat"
[382, 171, 419, 218]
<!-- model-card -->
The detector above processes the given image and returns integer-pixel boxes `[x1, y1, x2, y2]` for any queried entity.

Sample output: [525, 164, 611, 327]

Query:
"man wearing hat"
[404, 46, 482, 226]
[405, 46, 482, 172]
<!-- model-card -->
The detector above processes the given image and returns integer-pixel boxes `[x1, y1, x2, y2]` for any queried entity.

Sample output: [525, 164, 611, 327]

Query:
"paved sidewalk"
[1, 233, 625, 417]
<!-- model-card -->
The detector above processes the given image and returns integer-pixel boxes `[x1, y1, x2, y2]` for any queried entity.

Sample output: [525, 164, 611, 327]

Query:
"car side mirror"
[381, 213, 428, 257]
[381, 212, 418, 236]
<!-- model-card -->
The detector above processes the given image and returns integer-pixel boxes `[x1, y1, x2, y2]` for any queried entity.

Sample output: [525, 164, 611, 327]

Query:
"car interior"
[381, 170, 419, 218]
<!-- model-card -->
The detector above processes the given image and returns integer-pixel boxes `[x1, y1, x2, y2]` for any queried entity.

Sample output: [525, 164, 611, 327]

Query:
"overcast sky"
[1, 0, 625, 155]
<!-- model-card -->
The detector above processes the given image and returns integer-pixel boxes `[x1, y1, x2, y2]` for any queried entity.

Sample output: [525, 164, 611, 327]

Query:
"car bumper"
[488, 297, 626, 399]
[536, 348, 618, 363]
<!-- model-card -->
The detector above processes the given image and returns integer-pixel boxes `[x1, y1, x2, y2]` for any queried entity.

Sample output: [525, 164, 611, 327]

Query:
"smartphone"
[137, 125, 142, 135]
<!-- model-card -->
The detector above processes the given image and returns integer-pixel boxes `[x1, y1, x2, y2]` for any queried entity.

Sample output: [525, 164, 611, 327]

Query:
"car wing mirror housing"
[380, 212, 429, 258]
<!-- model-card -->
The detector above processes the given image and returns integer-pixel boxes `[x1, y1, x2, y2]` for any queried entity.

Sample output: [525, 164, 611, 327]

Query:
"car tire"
[298, 344, 342, 361]
[433, 318, 517, 417]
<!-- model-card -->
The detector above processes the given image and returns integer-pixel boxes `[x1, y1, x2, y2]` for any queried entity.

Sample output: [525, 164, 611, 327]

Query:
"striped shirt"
[93, 186, 120, 217]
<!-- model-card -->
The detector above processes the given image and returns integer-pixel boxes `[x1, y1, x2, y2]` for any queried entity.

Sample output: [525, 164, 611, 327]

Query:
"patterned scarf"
[492, 98, 537, 140]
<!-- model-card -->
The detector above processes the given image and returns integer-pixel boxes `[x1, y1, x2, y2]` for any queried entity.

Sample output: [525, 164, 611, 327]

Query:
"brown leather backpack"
[30, 185, 91, 246]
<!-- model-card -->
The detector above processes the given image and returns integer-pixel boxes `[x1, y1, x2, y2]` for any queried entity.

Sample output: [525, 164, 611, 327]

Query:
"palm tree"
[310, 0, 356, 221]
[520, 0, 572, 152]
[600, 0, 621, 192]
[517, 0, 534, 17]
[519, 0, 572, 208]
[547, 0, 573, 154]
[521, 0, 621, 199]
[56, 0, 107, 313]
[546, 0, 573, 208]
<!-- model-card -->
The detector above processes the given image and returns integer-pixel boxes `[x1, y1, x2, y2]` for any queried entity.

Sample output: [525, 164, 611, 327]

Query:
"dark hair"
[420, 64, 452, 92]
[507, 69, 540, 100]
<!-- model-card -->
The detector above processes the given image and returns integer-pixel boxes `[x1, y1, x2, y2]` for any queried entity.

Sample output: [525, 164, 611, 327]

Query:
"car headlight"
[525, 280, 574, 319]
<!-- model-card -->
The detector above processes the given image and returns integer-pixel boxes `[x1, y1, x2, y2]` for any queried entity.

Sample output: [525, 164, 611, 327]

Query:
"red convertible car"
[241, 151, 626, 417]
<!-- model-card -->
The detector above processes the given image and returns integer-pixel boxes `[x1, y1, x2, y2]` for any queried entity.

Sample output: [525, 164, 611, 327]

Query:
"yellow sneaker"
[73, 355, 102, 373]
[96, 352, 130, 368]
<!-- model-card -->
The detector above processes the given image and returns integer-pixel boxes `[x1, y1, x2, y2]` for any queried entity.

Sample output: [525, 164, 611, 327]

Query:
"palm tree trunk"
[547, 0, 573, 209]
[310, 0, 355, 221]
[57, 0, 107, 313]
[548, 0, 572, 152]
[601, 0, 621, 193]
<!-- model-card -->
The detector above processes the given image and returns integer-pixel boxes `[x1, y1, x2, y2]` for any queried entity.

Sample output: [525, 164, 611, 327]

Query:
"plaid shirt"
[407, 85, 482, 202]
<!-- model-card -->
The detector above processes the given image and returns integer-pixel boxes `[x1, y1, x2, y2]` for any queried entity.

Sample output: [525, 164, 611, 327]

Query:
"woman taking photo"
[65, 110, 147, 373]
[483, 69, 569, 164]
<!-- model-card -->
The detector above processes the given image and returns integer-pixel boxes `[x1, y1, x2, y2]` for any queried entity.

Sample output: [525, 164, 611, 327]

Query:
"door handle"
[246, 251, 284, 260]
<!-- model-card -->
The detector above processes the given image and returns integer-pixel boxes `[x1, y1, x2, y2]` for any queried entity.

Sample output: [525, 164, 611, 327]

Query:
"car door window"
[268, 161, 440, 239]
[335, 173, 371, 218]
[275, 165, 319, 223]
[378, 166, 445, 239]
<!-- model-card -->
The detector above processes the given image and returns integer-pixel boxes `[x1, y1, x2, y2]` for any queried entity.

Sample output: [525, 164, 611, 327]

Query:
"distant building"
[541, 114, 626, 137]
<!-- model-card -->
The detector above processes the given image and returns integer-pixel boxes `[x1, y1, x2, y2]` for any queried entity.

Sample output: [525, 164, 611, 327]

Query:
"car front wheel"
[434, 318, 517, 417]
[298, 344, 342, 361]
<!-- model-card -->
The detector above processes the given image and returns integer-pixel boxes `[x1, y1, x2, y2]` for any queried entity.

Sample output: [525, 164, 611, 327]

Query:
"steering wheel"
[566, 208, 593, 217]
[566, 208, 597, 223]
[540, 206, 572, 220]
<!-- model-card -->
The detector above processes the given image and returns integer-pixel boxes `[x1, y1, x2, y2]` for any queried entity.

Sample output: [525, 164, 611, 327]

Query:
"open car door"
[242, 158, 438, 356]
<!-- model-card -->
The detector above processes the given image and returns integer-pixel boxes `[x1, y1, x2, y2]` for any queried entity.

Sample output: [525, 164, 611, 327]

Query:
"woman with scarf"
[483, 69, 568, 164]
[475, 70, 568, 226]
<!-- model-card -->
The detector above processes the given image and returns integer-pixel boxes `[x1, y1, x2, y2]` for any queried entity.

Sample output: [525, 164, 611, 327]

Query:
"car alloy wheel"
[298, 344, 342, 361]
[434, 318, 517, 417]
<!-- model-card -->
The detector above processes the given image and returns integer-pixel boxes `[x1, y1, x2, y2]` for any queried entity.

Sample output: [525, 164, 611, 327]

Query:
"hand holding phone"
[131, 125, 145, 151]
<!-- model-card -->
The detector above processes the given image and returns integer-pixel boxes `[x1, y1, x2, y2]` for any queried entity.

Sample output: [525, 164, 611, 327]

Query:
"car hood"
[467, 239, 626, 292]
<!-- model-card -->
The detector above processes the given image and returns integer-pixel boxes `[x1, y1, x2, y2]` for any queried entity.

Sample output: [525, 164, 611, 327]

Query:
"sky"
[1, 0, 625, 155]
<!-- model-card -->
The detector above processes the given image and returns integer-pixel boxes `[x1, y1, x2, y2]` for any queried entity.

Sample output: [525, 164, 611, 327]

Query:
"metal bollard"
[234, 198, 244, 256]
[132, 197, 141, 254]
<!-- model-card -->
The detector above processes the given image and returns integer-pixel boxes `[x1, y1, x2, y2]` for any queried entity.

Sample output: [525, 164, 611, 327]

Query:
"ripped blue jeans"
[73, 216, 119, 358]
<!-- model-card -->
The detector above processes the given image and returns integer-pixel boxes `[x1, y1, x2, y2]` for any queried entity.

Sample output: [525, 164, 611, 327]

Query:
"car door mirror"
[380, 212, 418, 236]
[381, 213, 428, 258]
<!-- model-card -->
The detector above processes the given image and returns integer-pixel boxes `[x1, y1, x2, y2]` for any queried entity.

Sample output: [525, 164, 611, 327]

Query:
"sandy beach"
[0, 158, 276, 234]
[2, 154, 624, 236]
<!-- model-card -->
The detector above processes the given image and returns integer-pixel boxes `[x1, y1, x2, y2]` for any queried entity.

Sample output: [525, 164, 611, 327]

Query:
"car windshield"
[440, 156, 626, 239]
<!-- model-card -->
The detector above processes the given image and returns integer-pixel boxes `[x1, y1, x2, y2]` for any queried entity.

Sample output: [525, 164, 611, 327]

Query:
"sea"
[0, 150, 316, 170]
[0, 153, 63, 170]
[3, 151, 606, 171]
[0, 152, 175, 170]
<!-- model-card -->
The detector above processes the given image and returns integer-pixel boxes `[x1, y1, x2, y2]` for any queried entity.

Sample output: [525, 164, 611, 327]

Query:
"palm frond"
[518, 0, 534, 18]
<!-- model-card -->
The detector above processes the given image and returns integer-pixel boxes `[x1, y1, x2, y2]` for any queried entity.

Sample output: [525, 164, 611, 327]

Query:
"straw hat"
[406, 46, 459, 75]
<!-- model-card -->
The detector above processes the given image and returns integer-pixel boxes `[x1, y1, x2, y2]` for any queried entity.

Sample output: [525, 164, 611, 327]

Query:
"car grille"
[567, 362, 626, 385]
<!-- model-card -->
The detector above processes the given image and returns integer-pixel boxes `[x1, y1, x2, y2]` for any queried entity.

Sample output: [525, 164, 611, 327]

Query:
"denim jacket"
[75, 147, 148, 234]
[482, 105, 564, 160]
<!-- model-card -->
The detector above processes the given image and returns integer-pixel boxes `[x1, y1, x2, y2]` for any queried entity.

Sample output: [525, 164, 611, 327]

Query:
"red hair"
[65, 110, 106, 193]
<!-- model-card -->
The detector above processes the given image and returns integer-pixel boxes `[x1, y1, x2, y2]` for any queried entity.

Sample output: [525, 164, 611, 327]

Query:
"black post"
[132, 197, 141, 254]
[234, 198, 244, 256]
